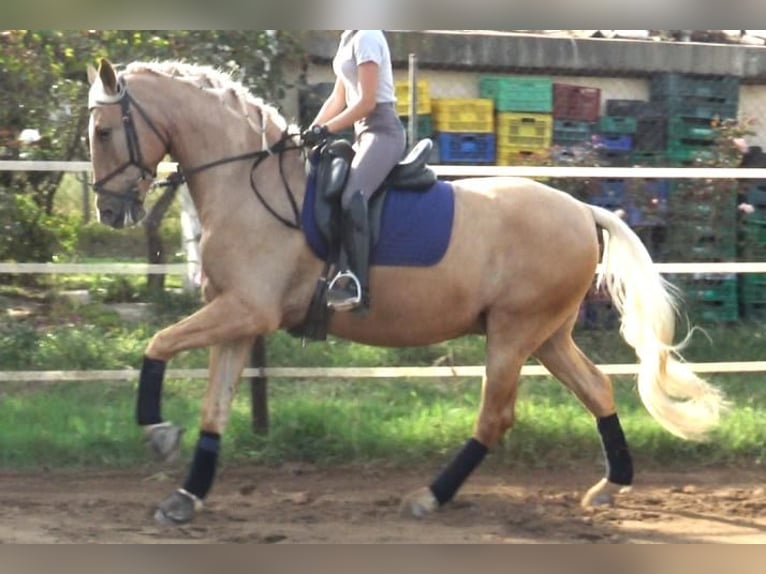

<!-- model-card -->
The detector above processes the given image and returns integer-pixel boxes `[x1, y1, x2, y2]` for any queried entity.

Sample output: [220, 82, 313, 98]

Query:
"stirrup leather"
[326, 270, 362, 311]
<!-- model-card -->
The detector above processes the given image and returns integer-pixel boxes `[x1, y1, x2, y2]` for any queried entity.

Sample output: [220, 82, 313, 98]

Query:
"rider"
[302, 30, 406, 312]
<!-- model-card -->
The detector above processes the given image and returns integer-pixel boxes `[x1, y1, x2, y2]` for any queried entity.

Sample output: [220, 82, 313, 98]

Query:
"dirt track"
[2, 464, 766, 544]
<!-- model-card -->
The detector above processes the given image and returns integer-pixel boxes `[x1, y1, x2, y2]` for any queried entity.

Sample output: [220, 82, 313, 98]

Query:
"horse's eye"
[96, 127, 112, 141]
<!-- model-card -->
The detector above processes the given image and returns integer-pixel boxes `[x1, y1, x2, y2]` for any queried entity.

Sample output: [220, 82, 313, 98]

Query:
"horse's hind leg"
[154, 337, 253, 526]
[402, 316, 527, 518]
[534, 316, 633, 508]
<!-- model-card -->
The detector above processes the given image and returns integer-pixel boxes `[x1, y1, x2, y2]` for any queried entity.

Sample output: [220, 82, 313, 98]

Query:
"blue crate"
[593, 133, 634, 151]
[436, 133, 496, 164]
[600, 178, 626, 201]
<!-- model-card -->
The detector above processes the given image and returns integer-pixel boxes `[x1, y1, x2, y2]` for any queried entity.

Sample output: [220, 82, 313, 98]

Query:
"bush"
[0, 191, 78, 262]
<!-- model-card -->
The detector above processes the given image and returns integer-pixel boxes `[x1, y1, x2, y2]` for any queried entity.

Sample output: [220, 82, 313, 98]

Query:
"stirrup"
[326, 270, 362, 311]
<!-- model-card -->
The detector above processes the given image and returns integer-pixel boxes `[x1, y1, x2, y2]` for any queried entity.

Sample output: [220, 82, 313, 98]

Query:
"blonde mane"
[124, 60, 292, 134]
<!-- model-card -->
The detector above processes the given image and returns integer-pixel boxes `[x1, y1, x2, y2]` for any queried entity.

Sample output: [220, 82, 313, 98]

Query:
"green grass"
[1, 292, 765, 471]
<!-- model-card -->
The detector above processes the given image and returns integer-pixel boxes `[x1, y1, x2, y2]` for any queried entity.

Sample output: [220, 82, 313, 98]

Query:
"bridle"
[90, 79, 170, 203]
[90, 77, 305, 230]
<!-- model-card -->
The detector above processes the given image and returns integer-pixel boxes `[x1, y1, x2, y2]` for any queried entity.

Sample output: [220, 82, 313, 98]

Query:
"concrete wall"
[280, 31, 766, 147]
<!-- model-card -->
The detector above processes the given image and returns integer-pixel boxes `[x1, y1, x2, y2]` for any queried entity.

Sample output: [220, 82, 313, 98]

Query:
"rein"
[91, 78, 306, 231]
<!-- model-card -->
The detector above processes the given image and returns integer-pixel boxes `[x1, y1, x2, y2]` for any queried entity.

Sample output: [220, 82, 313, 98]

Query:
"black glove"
[301, 124, 331, 147]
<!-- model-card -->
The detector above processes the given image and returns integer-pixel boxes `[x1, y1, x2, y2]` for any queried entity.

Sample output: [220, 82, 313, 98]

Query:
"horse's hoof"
[400, 487, 439, 519]
[146, 422, 184, 464]
[581, 478, 632, 508]
[154, 489, 201, 526]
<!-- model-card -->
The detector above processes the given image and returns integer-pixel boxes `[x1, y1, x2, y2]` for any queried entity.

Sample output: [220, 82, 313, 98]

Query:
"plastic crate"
[553, 83, 601, 121]
[606, 99, 665, 118]
[668, 117, 716, 140]
[598, 116, 638, 134]
[689, 300, 740, 323]
[395, 80, 431, 116]
[496, 146, 548, 166]
[596, 149, 633, 166]
[479, 75, 553, 113]
[400, 115, 433, 141]
[436, 133, 496, 164]
[593, 134, 633, 152]
[666, 141, 716, 163]
[684, 276, 739, 303]
[660, 97, 738, 120]
[496, 113, 553, 150]
[630, 151, 668, 166]
[432, 99, 494, 133]
[650, 74, 740, 101]
[553, 120, 594, 145]
[743, 215, 766, 245]
[745, 185, 766, 207]
[634, 117, 668, 152]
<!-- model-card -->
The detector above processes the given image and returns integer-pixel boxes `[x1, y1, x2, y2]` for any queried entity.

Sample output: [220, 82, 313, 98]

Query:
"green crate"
[689, 300, 740, 323]
[668, 117, 716, 140]
[742, 301, 766, 320]
[400, 114, 433, 140]
[479, 75, 553, 113]
[742, 215, 766, 245]
[598, 116, 638, 134]
[661, 97, 739, 120]
[650, 74, 740, 101]
[683, 276, 738, 303]
[630, 151, 668, 166]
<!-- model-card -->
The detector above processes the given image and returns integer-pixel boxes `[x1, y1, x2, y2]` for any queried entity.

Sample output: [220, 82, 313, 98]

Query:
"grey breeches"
[342, 102, 406, 209]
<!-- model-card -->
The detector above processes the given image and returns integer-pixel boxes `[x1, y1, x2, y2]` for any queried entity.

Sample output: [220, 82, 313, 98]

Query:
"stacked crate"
[740, 183, 766, 319]
[593, 114, 636, 166]
[666, 180, 740, 322]
[650, 73, 740, 164]
[396, 80, 434, 148]
[606, 100, 668, 164]
[431, 98, 496, 164]
[552, 83, 600, 149]
[479, 75, 553, 165]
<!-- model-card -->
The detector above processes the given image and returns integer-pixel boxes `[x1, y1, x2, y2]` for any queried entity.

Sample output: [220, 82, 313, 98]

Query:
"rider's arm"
[323, 62, 378, 135]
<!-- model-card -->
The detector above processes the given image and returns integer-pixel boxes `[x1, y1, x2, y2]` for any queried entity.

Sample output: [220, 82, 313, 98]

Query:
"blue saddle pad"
[302, 177, 455, 267]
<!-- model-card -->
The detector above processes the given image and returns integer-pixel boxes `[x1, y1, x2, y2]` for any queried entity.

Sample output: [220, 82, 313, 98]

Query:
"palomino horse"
[86, 58, 725, 526]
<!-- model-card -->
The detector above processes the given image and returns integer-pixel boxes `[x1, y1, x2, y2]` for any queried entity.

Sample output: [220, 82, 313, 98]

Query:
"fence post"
[249, 336, 269, 435]
[408, 53, 418, 149]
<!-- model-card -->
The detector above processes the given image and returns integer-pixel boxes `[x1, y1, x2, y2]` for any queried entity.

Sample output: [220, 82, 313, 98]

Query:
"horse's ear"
[97, 58, 118, 94]
[87, 63, 98, 85]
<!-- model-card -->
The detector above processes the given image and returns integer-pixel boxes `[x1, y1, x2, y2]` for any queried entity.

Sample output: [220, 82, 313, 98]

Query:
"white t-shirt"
[333, 30, 396, 107]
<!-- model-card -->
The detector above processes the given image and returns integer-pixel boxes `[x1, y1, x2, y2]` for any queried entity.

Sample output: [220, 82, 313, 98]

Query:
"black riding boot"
[327, 190, 371, 312]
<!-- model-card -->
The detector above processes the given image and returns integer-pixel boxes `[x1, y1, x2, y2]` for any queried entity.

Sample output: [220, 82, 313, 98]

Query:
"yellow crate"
[496, 145, 550, 167]
[432, 98, 495, 133]
[496, 112, 553, 149]
[395, 80, 431, 116]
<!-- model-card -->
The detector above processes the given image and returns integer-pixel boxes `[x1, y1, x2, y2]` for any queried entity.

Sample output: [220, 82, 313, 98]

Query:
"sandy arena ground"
[1, 463, 766, 544]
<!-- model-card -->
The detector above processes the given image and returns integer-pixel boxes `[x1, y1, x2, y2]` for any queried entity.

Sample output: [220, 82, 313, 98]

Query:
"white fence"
[3, 160, 766, 382]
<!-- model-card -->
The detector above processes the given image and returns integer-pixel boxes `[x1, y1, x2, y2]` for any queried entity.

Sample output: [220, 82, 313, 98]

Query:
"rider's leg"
[327, 103, 405, 312]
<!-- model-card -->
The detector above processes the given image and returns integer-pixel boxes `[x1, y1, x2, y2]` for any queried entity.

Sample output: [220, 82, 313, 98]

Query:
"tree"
[0, 30, 304, 265]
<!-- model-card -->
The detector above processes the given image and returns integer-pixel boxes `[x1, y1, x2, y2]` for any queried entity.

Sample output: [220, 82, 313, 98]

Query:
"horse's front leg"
[138, 293, 278, 463]
[154, 336, 253, 526]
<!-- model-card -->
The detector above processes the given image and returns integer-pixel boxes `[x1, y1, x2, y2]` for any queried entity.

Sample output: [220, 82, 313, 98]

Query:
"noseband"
[90, 79, 170, 203]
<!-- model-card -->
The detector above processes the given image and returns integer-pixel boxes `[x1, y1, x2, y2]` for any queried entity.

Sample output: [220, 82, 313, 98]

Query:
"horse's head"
[87, 58, 169, 229]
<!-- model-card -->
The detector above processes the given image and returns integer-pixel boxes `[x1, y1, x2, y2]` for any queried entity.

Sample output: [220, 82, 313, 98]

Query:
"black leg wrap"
[429, 438, 489, 506]
[137, 356, 166, 426]
[598, 414, 633, 486]
[183, 432, 220, 500]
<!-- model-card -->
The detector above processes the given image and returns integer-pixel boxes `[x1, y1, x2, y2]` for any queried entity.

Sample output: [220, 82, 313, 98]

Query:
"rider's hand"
[301, 124, 331, 147]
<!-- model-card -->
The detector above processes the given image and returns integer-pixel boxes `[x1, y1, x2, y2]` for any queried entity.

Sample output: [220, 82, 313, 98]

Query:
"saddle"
[294, 138, 438, 342]
[312, 137, 437, 252]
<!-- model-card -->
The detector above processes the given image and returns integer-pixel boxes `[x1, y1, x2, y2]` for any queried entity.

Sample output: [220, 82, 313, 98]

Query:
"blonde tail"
[589, 205, 726, 440]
